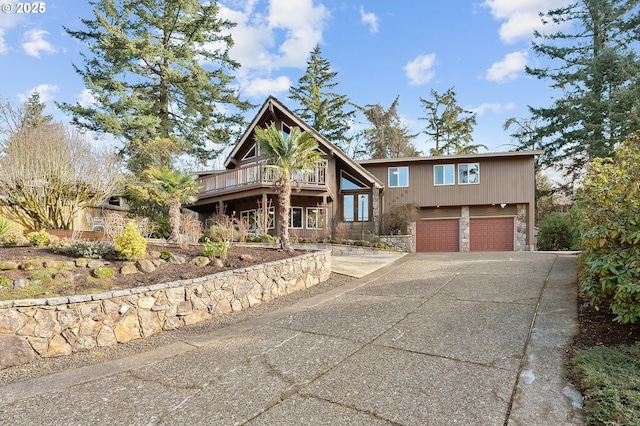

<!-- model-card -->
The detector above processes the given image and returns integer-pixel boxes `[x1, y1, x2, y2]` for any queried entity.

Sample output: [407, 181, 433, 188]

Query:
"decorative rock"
[0, 334, 37, 368]
[213, 259, 224, 268]
[148, 250, 162, 259]
[136, 259, 156, 273]
[113, 314, 141, 343]
[13, 279, 28, 289]
[240, 254, 255, 262]
[120, 263, 138, 275]
[87, 259, 106, 269]
[151, 259, 164, 267]
[168, 255, 187, 265]
[43, 335, 72, 358]
[191, 256, 210, 267]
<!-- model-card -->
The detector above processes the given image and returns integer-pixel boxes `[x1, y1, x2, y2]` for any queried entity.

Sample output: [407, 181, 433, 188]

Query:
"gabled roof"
[224, 96, 384, 189]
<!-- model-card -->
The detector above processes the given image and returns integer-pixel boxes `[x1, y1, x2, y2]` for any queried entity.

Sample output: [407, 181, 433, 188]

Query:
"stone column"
[408, 221, 416, 253]
[516, 204, 528, 251]
[460, 206, 470, 252]
[372, 187, 380, 237]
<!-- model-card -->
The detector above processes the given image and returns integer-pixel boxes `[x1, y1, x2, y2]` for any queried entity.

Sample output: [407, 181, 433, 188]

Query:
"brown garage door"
[470, 217, 514, 251]
[416, 219, 459, 252]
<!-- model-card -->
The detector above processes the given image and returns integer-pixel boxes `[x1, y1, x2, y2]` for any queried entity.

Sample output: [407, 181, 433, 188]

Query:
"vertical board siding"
[363, 156, 535, 210]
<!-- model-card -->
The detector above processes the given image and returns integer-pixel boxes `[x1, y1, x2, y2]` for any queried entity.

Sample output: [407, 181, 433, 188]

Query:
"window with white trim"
[306, 207, 324, 229]
[458, 163, 480, 184]
[289, 207, 302, 228]
[434, 164, 455, 185]
[388, 166, 408, 187]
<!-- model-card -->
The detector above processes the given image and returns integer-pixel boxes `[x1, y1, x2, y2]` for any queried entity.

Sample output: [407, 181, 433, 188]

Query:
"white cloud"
[359, 6, 379, 34]
[403, 53, 436, 86]
[219, 0, 329, 72]
[77, 89, 96, 107]
[0, 29, 7, 54]
[486, 50, 528, 82]
[483, 0, 573, 44]
[241, 75, 291, 98]
[22, 29, 57, 57]
[18, 84, 59, 103]
[470, 102, 516, 116]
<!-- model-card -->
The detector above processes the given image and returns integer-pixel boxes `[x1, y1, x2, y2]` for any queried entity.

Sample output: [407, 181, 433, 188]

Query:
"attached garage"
[470, 217, 514, 251]
[416, 219, 459, 252]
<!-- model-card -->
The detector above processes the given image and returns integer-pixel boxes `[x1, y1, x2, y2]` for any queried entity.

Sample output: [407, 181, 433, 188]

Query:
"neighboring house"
[359, 151, 541, 252]
[189, 96, 541, 252]
[189, 96, 385, 241]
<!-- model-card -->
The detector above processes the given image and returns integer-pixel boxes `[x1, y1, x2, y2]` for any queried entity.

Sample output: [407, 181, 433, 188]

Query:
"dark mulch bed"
[571, 293, 640, 350]
[0, 244, 302, 299]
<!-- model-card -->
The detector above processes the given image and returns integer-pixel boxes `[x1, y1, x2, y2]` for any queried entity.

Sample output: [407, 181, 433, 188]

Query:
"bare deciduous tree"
[0, 100, 123, 229]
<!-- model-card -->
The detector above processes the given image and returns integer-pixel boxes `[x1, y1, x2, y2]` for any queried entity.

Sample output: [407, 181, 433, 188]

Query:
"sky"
[0, 0, 573, 165]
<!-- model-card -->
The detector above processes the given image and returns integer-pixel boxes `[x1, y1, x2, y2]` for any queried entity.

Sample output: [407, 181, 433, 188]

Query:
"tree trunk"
[278, 180, 293, 252]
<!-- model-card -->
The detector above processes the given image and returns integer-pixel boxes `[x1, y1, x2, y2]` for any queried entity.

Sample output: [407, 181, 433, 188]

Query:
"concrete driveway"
[0, 252, 582, 425]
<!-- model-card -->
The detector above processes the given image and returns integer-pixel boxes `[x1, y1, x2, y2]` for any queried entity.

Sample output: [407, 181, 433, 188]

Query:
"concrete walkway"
[0, 252, 582, 425]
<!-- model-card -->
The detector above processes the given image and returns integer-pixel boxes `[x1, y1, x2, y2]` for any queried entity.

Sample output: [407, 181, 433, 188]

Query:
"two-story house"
[359, 151, 541, 252]
[189, 96, 541, 252]
[188, 96, 384, 241]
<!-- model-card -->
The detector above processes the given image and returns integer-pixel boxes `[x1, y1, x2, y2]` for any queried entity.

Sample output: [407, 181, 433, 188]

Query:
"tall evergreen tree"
[419, 87, 482, 156]
[58, 0, 251, 173]
[363, 96, 420, 159]
[526, 0, 640, 176]
[289, 45, 357, 151]
[22, 91, 53, 130]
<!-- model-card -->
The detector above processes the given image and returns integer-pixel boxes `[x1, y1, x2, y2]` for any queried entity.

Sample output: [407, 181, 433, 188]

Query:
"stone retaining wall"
[0, 250, 331, 370]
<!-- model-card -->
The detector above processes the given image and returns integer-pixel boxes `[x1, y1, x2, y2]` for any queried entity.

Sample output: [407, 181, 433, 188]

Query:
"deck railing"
[197, 163, 326, 195]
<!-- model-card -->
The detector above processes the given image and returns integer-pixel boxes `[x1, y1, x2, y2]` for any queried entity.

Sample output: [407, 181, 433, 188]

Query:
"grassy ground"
[569, 342, 640, 425]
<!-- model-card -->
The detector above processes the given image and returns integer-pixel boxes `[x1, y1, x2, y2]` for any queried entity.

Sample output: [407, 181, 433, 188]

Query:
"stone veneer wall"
[515, 204, 528, 251]
[0, 250, 331, 369]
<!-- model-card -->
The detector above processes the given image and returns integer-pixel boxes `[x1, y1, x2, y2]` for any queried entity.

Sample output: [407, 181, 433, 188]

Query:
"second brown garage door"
[470, 217, 514, 251]
[416, 219, 459, 252]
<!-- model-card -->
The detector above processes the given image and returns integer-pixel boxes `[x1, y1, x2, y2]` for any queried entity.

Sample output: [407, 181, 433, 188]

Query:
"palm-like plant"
[254, 123, 323, 252]
[146, 166, 199, 244]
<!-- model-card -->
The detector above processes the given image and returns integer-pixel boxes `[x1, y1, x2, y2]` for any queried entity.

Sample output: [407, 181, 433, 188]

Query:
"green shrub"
[577, 133, 640, 323]
[115, 221, 147, 260]
[160, 251, 172, 260]
[202, 238, 229, 259]
[54, 241, 115, 259]
[26, 230, 51, 247]
[537, 210, 580, 251]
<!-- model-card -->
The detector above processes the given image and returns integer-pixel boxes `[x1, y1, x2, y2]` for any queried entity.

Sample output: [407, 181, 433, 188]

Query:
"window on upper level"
[282, 123, 291, 140]
[242, 144, 258, 160]
[388, 166, 408, 187]
[434, 164, 455, 185]
[458, 163, 480, 184]
[340, 172, 368, 190]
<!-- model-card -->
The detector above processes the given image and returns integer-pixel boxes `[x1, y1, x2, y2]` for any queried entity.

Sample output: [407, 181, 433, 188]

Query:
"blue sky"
[0, 0, 572, 164]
